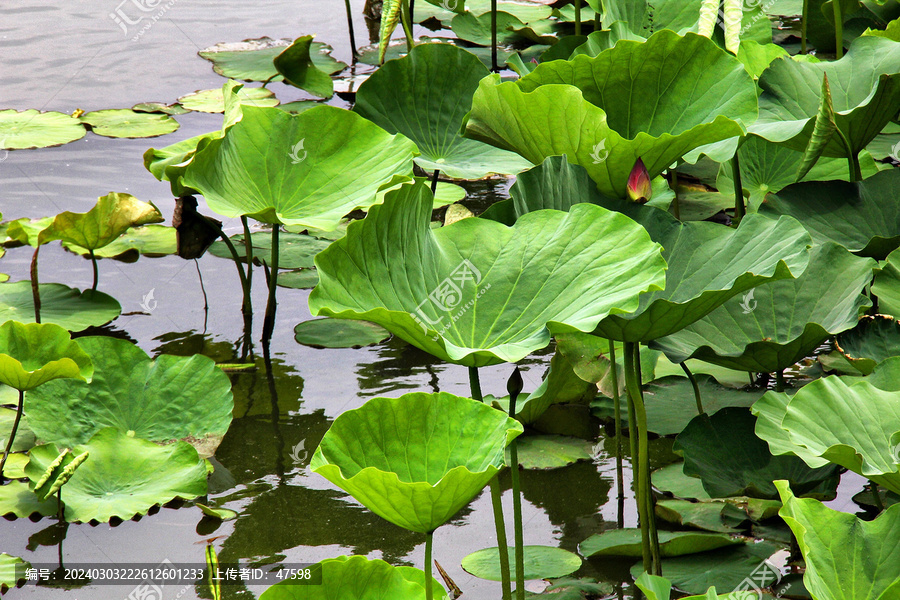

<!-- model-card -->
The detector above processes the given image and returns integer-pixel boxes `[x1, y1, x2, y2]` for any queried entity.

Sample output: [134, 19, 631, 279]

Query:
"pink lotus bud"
[626, 158, 652, 203]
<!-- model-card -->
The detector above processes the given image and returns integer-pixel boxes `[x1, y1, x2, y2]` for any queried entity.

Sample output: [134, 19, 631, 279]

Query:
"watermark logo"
[125, 559, 192, 600]
[289, 440, 308, 465]
[140, 288, 157, 313]
[590, 140, 609, 164]
[289, 139, 307, 164]
[0, 139, 8, 163]
[739, 289, 757, 314]
[410, 260, 491, 341]
[729, 558, 783, 599]
[438, 0, 459, 9]
[892, 441, 900, 464]
[715, 0, 773, 37]
[109, 0, 179, 41]
[891, 140, 900, 162]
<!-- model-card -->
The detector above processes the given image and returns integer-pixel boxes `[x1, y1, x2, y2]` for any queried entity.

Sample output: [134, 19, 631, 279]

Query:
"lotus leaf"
[634, 572, 769, 600]
[737, 41, 790, 79]
[309, 179, 666, 366]
[209, 232, 332, 269]
[0, 109, 86, 150]
[310, 391, 523, 533]
[25, 336, 233, 456]
[0, 321, 91, 391]
[752, 374, 900, 494]
[0, 554, 28, 591]
[776, 481, 900, 600]
[273, 35, 334, 99]
[759, 169, 900, 258]
[0, 407, 35, 452]
[674, 407, 841, 499]
[655, 499, 749, 533]
[873, 247, 900, 317]
[183, 105, 418, 229]
[599, 0, 706, 35]
[38, 192, 163, 250]
[177, 86, 279, 113]
[464, 0, 549, 22]
[579, 529, 741, 558]
[652, 242, 875, 373]
[132, 102, 189, 115]
[78, 109, 179, 139]
[62, 224, 177, 259]
[835, 315, 900, 374]
[293, 318, 390, 349]
[0, 480, 58, 518]
[0, 282, 120, 331]
[24, 428, 208, 523]
[353, 44, 530, 179]
[750, 36, 900, 162]
[198, 37, 345, 83]
[451, 11, 557, 46]
[277, 269, 319, 290]
[508, 435, 594, 470]
[463, 30, 758, 197]
[460, 546, 581, 581]
[570, 22, 648, 57]
[259, 555, 446, 600]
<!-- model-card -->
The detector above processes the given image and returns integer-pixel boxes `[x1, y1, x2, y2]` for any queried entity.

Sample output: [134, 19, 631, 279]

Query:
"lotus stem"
[88, 249, 98, 291]
[425, 530, 434, 600]
[57, 488, 64, 521]
[833, 0, 843, 59]
[680, 362, 704, 414]
[623, 343, 650, 569]
[470, 366, 511, 600]
[344, 0, 359, 59]
[507, 367, 525, 600]
[869, 482, 885, 512]
[635, 346, 660, 572]
[0, 389, 25, 484]
[776, 369, 786, 392]
[401, 0, 414, 52]
[30, 246, 41, 324]
[431, 169, 440, 195]
[848, 151, 862, 183]
[195, 259, 209, 312]
[670, 168, 680, 220]
[491, 0, 498, 72]
[241, 217, 253, 291]
[261, 225, 280, 346]
[608, 339, 625, 528]
[731, 154, 745, 222]
[409, 0, 415, 22]
[206, 218, 252, 327]
[575, 0, 582, 36]
[801, 0, 809, 54]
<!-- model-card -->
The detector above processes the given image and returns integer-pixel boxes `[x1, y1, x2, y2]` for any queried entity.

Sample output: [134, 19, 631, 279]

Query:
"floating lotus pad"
[24, 428, 208, 523]
[463, 30, 758, 197]
[0, 109, 86, 150]
[0, 408, 35, 452]
[199, 37, 345, 82]
[0, 554, 28, 591]
[183, 105, 418, 229]
[0, 283, 120, 332]
[309, 179, 666, 366]
[259, 555, 446, 600]
[354, 44, 531, 179]
[208, 231, 332, 269]
[79, 109, 180, 139]
[311, 392, 523, 533]
[579, 529, 742, 558]
[177, 86, 279, 113]
[0, 480, 58, 518]
[25, 336, 233, 456]
[0, 321, 92, 391]
[509, 435, 594, 470]
[652, 242, 875, 373]
[461, 546, 582, 581]
[776, 481, 900, 600]
[293, 318, 391, 349]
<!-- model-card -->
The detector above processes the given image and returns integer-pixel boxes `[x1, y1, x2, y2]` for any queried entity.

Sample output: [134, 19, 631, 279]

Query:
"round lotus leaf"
[461, 545, 581, 581]
[277, 269, 319, 289]
[508, 435, 594, 470]
[579, 529, 742, 558]
[0, 109, 86, 150]
[178, 86, 279, 113]
[183, 105, 418, 229]
[24, 429, 208, 523]
[63, 224, 177, 259]
[208, 231, 332, 269]
[0, 282, 121, 332]
[199, 37, 345, 83]
[0, 321, 92, 391]
[836, 315, 900, 374]
[309, 179, 667, 366]
[293, 318, 390, 349]
[25, 336, 233, 457]
[79, 109, 179, 139]
[131, 102, 190, 115]
[259, 555, 446, 600]
[311, 391, 523, 533]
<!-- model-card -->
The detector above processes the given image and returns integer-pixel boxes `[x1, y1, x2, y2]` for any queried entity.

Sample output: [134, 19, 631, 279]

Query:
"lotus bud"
[507, 366, 524, 402]
[626, 158, 652, 203]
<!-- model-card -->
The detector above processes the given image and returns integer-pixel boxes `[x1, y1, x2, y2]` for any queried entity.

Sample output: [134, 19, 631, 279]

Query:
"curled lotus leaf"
[0, 321, 92, 391]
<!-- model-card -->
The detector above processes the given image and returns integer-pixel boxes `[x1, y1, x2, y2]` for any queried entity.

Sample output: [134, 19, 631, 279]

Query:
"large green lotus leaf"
[873, 247, 900, 317]
[183, 105, 418, 228]
[600, 0, 705, 35]
[0, 283, 120, 331]
[24, 336, 233, 456]
[208, 231, 332, 269]
[759, 169, 900, 258]
[308, 179, 667, 367]
[651, 242, 875, 373]
[716, 134, 882, 211]
[39, 192, 164, 250]
[310, 392, 523, 533]
[750, 36, 900, 157]
[0, 553, 28, 591]
[199, 37, 345, 82]
[0, 321, 92, 391]
[579, 529, 741, 559]
[630, 542, 782, 596]
[461, 546, 581, 581]
[25, 429, 207, 523]
[776, 480, 900, 600]
[752, 391, 833, 468]
[259, 555, 446, 600]
[0, 480, 58, 518]
[62, 224, 177, 259]
[655, 499, 749, 533]
[0, 109, 86, 149]
[463, 31, 758, 197]
[570, 21, 648, 57]
[353, 44, 530, 179]
[78, 109, 179, 139]
[634, 573, 773, 600]
[177, 86, 279, 113]
[451, 11, 557, 46]
[836, 315, 900, 374]
[143, 130, 223, 190]
[0, 407, 35, 451]
[674, 407, 842, 499]
[753, 374, 900, 494]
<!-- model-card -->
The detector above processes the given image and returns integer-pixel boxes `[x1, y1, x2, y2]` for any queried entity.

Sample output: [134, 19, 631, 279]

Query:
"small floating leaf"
[0, 109, 86, 149]
[461, 545, 581, 581]
[79, 109, 180, 139]
[293, 318, 390, 349]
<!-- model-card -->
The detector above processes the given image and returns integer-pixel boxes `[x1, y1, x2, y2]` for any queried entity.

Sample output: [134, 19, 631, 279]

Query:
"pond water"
[0, 2, 871, 599]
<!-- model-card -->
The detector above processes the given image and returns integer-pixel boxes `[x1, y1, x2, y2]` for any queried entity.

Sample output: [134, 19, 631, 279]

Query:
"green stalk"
[575, 0, 582, 36]
[671, 168, 680, 220]
[425, 530, 434, 600]
[634, 346, 660, 574]
[30, 246, 41, 323]
[207, 218, 252, 322]
[431, 169, 440, 195]
[241, 216, 253, 292]
[491, 0, 498, 72]
[680, 362, 704, 414]
[470, 366, 511, 600]
[261, 226, 280, 346]
[608, 339, 625, 527]
[507, 367, 525, 600]
[0, 389, 24, 484]
[623, 343, 650, 570]
[344, 0, 358, 58]
[401, 0, 414, 51]
[732, 153, 745, 223]
[88, 249, 98, 291]
[833, 0, 843, 59]
[776, 369, 786, 393]
[801, 0, 809, 54]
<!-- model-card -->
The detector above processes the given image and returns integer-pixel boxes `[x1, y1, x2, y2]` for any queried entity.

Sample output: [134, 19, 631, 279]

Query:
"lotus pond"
[2, 0, 900, 599]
